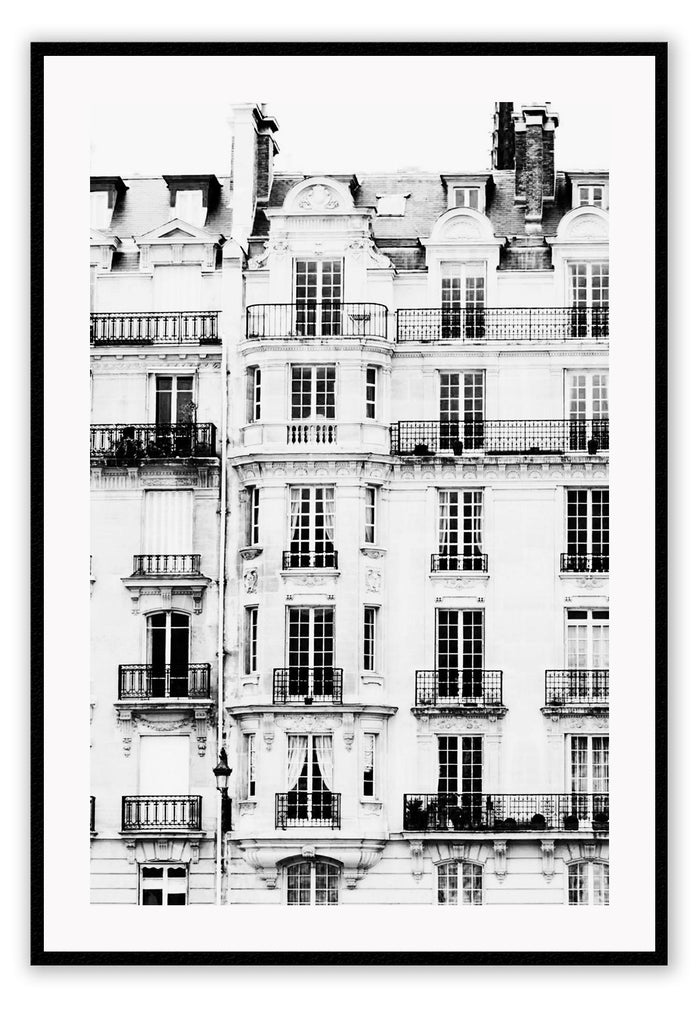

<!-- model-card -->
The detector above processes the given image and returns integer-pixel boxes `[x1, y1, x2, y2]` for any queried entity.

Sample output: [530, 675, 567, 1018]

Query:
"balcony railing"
[430, 552, 488, 572]
[396, 306, 609, 343]
[415, 670, 503, 707]
[246, 303, 388, 340]
[560, 552, 610, 573]
[390, 419, 609, 457]
[132, 554, 202, 575]
[122, 795, 202, 831]
[282, 550, 338, 570]
[118, 664, 211, 700]
[273, 668, 343, 704]
[403, 793, 609, 832]
[545, 669, 609, 706]
[90, 423, 217, 461]
[275, 792, 341, 829]
[91, 311, 220, 346]
[286, 422, 337, 445]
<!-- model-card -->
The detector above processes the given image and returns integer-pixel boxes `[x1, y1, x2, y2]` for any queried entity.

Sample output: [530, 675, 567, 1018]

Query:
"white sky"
[88, 55, 616, 178]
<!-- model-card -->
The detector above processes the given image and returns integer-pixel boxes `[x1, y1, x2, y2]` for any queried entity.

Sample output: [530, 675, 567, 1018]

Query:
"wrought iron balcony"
[90, 423, 217, 461]
[246, 303, 388, 340]
[90, 311, 220, 346]
[415, 670, 503, 707]
[132, 554, 202, 576]
[545, 670, 609, 706]
[118, 664, 211, 700]
[430, 552, 488, 572]
[396, 306, 609, 343]
[122, 795, 202, 831]
[560, 552, 610, 573]
[286, 422, 337, 445]
[275, 792, 341, 829]
[403, 793, 609, 832]
[282, 550, 338, 570]
[273, 668, 343, 704]
[390, 419, 609, 457]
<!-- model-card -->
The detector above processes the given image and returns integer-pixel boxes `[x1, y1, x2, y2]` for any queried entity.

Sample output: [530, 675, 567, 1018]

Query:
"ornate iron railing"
[272, 668, 343, 704]
[91, 311, 220, 346]
[118, 664, 211, 700]
[132, 554, 202, 575]
[545, 670, 609, 705]
[415, 670, 503, 707]
[282, 550, 338, 570]
[560, 552, 610, 573]
[430, 553, 488, 572]
[403, 793, 609, 832]
[275, 793, 341, 829]
[390, 419, 609, 456]
[286, 422, 337, 445]
[396, 306, 609, 343]
[246, 303, 388, 340]
[90, 423, 217, 461]
[122, 795, 202, 830]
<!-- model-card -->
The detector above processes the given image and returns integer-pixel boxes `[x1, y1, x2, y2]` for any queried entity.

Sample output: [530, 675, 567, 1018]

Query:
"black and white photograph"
[32, 43, 666, 965]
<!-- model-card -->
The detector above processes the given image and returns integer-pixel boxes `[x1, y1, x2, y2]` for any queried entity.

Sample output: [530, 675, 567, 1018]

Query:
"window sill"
[360, 546, 386, 559]
[360, 673, 384, 687]
[280, 568, 340, 578]
[240, 674, 260, 689]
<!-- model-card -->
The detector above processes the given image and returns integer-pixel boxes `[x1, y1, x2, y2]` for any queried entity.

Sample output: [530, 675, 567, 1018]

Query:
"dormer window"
[376, 194, 408, 216]
[163, 175, 220, 229]
[569, 174, 609, 211]
[453, 187, 481, 211]
[90, 176, 127, 231]
[442, 175, 490, 215]
[578, 185, 606, 208]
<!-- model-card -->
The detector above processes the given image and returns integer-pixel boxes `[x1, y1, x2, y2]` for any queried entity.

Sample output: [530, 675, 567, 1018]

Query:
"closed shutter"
[143, 490, 193, 553]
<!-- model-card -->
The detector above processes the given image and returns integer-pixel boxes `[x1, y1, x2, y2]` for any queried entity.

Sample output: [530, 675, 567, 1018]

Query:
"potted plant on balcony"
[451, 439, 463, 456]
[592, 809, 609, 830]
[563, 814, 579, 831]
[413, 442, 431, 456]
[405, 798, 429, 831]
[448, 804, 469, 831]
[502, 816, 518, 831]
[530, 813, 547, 830]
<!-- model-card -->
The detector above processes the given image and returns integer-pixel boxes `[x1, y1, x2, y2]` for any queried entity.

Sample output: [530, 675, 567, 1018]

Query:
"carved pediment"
[135, 218, 224, 245]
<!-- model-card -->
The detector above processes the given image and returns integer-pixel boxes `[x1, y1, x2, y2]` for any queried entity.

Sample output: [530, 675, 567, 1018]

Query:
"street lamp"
[213, 748, 232, 833]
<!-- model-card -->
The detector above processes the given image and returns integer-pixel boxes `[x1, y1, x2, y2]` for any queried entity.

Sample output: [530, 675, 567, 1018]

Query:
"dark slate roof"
[108, 176, 234, 239]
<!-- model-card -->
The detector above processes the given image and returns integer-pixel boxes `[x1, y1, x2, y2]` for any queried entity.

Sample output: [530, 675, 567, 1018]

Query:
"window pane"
[437, 862, 459, 905]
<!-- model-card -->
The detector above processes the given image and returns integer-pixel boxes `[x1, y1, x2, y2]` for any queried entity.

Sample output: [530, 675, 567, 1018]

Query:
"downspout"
[216, 282, 228, 907]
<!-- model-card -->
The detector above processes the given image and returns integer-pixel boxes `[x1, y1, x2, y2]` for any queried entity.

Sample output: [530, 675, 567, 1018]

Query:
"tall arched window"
[568, 860, 609, 905]
[286, 859, 340, 906]
[436, 861, 483, 905]
[146, 611, 190, 698]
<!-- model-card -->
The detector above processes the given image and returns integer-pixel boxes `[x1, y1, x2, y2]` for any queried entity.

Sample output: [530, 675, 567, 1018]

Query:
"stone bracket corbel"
[117, 708, 134, 756]
[493, 839, 508, 881]
[194, 708, 210, 756]
[342, 713, 355, 751]
[262, 713, 275, 751]
[540, 839, 556, 880]
[409, 840, 424, 881]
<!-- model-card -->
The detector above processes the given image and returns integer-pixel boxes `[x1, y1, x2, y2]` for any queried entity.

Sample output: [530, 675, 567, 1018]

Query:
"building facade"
[91, 101, 609, 907]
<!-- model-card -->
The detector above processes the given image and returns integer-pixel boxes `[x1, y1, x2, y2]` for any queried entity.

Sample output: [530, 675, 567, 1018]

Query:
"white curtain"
[321, 487, 335, 546]
[471, 491, 483, 554]
[314, 736, 333, 791]
[438, 491, 452, 554]
[287, 735, 308, 791]
[289, 488, 302, 547]
[144, 490, 193, 553]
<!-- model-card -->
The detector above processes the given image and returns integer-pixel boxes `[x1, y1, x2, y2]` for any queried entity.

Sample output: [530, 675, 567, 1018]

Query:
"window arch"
[286, 858, 340, 906]
[568, 860, 609, 905]
[436, 860, 483, 905]
[146, 610, 191, 698]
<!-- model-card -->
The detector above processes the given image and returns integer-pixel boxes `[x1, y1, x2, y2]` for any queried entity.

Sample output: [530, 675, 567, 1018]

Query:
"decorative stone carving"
[409, 840, 424, 881]
[568, 213, 607, 239]
[360, 800, 383, 816]
[194, 708, 210, 756]
[243, 568, 258, 594]
[343, 845, 385, 888]
[301, 845, 316, 859]
[540, 840, 556, 880]
[277, 714, 341, 734]
[297, 185, 340, 210]
[365, 568, 382, 593]
[342, 713, 355, 751]
[239, 546, 263, 561]
[285, 574, 333, 589]
[240, 845, 279, 889]
[493, 840, 508, 880]
[262, 713, 275, 751]
[139, 715, 191, 733]
[360, 546, 386, 559]
[117, 709, 134, 756]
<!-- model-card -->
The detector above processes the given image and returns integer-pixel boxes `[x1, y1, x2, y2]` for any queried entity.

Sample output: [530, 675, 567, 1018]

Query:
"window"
[438, 735, 483, 795]
[453, 187, 482, 211]
[566, 489, 609, 570]
[439, 371, 485, 451]
[295, 259, 343, 336]
[568, 861, 609, 905]
[565, 370, 609, 452]
[578, 185, 605, 208]
[436, 609, 484, 699]
[244, 607, 258, 675]
[155, 376, 195, 425]
[244, 734, 256, 799]
[287, 606, 336, 698]
[441, 262, 486, 339]
[143, 489, 194, 556]
[286, 735, 334, 823]
[287, 859, 340, 905]
[363, 606, 378, 672]
[362, 733, 377, 798]
[290, 365, 336, 421]
[436, 490, 485, 570]
[568, 262, 609, 338]
[567, 609, 609, 669]
[246, 366, 261, 422]
[174, 189, 206, 227]
[288, 486, 335, 568]
[90, 190, 111, 230]
[366, 365, 378, 419]
[146, 611, 190, 698]
[436, 862, 483, 905]
[364, 486, 378, 544]
[140, 865, 188, 906]
[246, 486, 260, 546]
[569, 736, 609, 823]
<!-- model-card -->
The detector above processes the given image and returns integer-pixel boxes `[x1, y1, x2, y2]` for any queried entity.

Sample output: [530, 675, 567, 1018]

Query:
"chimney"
[227, 103, 279, 247]
[491, 102, 515, 170]
[513, 102, 559, 236]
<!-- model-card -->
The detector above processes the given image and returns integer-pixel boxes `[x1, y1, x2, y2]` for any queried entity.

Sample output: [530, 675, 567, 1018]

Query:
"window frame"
[364, 485, 379, 545]
[285, 858, 341, 906]
[243, 605, 259, 675]
[365, 364, 379, 420]
[246, 365, 262, 423]
[361, 731, 378, 799]
[246, 485, 260, 547]
[435, 860, 484, 906]
[243, 733, 257, 800]
[289, 364, 337, 421]
[363, 605, 379, 673]
[567, 860, 609, 905]
[139, 863, 189, 906]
